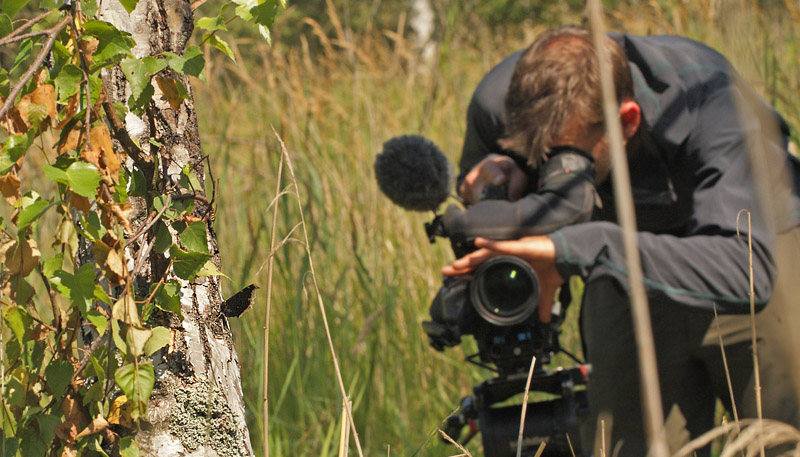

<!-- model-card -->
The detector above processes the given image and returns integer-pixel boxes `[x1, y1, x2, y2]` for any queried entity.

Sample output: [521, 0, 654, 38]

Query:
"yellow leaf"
[112, 292, 141, 326]
[111, 201, 134, 233]
[156, 77, 187, 111]
[1, 238, 40, 277]
[69, 194, 91, 214]
[16, 85, 57, 129]
[58, 125, 83, 155]
[0, 172, 21, 206]
[75, 415, 109, 440]
[81, 124, 120, 184]
[107, 395, 132, 428]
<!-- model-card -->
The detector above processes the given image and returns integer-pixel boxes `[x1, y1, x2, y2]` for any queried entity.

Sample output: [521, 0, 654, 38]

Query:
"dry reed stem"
[273, 128, 365, 457]
[736, 209, 765, 457]
[438, 429, 473, 457]
[676, 419, 800, 457]
[338, 398, 352, 457]
[517, 356, 538, 457]
[713, 303, 741, 440]
[587, 2, 668, 456]
[262, 145, 285, 457]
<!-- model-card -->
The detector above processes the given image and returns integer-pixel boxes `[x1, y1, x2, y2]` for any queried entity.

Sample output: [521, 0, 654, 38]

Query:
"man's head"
[500, 26, 640, 183]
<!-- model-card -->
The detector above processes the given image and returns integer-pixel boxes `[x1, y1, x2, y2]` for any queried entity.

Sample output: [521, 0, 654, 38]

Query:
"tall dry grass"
[192, 1, 800, 456]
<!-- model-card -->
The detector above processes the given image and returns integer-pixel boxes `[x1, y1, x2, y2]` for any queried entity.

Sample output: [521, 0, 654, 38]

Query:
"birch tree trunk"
[98, 1, 253, 455]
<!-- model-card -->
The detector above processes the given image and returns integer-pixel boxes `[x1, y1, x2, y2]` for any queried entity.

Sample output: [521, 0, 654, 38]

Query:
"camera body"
[422, 186, 590, 457]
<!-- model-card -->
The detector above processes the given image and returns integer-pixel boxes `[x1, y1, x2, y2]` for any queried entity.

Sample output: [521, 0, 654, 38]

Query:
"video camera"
[373, 135, 596, 457]
[422, 189, 590, 457]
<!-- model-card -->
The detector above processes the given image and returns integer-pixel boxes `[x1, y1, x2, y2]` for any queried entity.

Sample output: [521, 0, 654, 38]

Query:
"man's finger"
[441, 248, 496, 276]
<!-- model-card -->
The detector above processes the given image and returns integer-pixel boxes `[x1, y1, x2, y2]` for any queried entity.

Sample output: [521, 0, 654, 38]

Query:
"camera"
[422, 187, 590, 457]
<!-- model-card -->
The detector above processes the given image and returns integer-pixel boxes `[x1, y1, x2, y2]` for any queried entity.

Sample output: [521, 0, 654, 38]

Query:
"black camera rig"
[423, 211, 591, 457]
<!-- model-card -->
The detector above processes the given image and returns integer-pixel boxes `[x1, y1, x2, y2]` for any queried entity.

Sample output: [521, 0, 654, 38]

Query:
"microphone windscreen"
[374, 135, 452, 212]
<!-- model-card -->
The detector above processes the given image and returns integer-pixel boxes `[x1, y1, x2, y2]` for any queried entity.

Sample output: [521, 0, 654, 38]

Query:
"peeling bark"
[98, 1, 253, 455]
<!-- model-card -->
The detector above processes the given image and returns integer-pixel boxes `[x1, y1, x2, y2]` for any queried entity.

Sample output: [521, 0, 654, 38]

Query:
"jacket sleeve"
[547, 83, 779, 313]
[445, 152, 597, 240]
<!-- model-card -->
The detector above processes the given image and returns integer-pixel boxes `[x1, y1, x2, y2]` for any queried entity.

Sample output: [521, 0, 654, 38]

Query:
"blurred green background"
[191, 1, 800, 455]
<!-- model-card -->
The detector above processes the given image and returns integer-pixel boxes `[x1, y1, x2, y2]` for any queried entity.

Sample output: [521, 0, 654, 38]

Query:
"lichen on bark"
[169, 382, 249, 457]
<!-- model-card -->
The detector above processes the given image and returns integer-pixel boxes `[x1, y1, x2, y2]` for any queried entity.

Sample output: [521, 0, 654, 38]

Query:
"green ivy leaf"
[55, 63, 83, 102]
[66, 161, 102, 197]
[181, 221, 208, 253]
[50, 263, 96, 316]
[115, 168, 129, 203]
[1, 437, 19, 457]
[143, 326, 171, 356]
[42, 253, 64, 278]
[4, 306, 31, 343]
[82, 20, 135, 68]
[80, 0, 99, 17]
[94, 284, 112, 304]
[166, 46, 205, 79]
[22, 339, 44, 371]
[179, 164, 202, 190]
[170, 245, 212, 281]
[17, 198, 52, 232]
[154, 221, 172, 254]
[151, 280, 182, 316]
[129, 168, 148, 197]
[9, 276, 34, 304]
[86, 435, 111, 457]
[203, 33, 236, 63]
[119, 436, 139, 457]
[36, 414, 60, 452]
[0, 131, 34, 174]
[257, 24, 272, 45]
[249, 0, 280, 27]
[198, 259, 227, 278]
[45, 359, 73, 396]
[19, 427, 46, 457]
[121, 56, 168, 100]
[129, 80, 155, 112]
[125, 326, 152, 358]
[114, 361, 155, 418]
[196, 6, 228, 33]
[86, 309, 109, 335]
[119, 0, 140, 14]
[2, 0, 30, 19]
[43, 164, 69, 185]
[0, 14, 13, 39]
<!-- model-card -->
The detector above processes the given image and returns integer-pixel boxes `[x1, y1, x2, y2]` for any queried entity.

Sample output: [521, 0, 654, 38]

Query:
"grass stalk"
[275, 128, 365, 457]
[713, 303, 741, 438]
[586, 1, 668, 456]
[739, 210, 765, 457]
[516, 356, 537, 457]
[262, 149, 286, 457]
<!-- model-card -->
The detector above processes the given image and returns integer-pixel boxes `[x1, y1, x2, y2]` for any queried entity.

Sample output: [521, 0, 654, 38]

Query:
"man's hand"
[442, 236, 563, 323]
[460, 154, 528, 205]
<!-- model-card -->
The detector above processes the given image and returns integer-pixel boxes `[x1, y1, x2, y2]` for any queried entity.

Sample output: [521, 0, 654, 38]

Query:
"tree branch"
[0, 15, 71, 121]
[0, 10, 53, 46]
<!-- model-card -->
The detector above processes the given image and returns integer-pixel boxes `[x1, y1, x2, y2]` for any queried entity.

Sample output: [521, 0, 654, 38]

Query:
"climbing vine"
[0, 1, 282, 456]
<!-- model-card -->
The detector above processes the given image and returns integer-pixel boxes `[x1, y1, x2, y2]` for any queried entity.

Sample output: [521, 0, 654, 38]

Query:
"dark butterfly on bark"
[221, 284, 259, 318]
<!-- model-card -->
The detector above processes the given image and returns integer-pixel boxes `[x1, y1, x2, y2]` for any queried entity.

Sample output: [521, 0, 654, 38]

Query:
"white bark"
[409, 0, 436, 68]
[98, 1, 253, 455]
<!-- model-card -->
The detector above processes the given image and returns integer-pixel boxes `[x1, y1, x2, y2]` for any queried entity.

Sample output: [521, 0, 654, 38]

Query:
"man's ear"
[620, 100, 641, 139]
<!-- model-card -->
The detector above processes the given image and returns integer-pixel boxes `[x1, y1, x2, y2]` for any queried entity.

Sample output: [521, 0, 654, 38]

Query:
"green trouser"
[580, 227, 800, 457]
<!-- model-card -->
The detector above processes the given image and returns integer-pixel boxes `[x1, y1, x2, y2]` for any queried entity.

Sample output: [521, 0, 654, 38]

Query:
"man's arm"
[548, 84, 785, 313]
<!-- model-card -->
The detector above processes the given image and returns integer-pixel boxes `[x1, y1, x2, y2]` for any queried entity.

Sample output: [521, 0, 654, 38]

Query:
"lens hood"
[469, 256, 540, 326]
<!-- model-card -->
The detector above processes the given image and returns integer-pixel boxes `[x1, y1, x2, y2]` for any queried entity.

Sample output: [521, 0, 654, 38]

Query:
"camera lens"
[470, 256, 539, 326]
